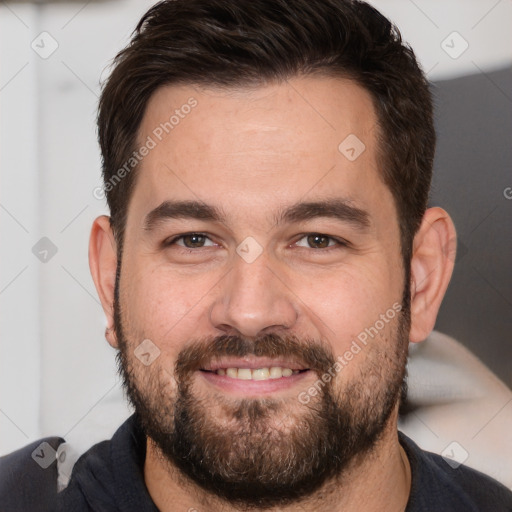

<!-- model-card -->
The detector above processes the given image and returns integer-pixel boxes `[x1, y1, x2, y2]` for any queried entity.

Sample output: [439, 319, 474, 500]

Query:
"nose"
[209, 250, 299, 338]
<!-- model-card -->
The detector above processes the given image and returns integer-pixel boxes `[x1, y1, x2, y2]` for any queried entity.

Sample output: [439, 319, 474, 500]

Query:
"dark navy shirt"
[1, 414, 512, 511]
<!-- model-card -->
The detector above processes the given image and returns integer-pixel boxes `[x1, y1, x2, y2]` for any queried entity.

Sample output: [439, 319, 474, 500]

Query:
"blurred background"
[1, 0, 511, 456]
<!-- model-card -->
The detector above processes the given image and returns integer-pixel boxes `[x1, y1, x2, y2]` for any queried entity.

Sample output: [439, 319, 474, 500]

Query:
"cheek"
[290, 259, 404, 368]
[119, 261, 216, 349]
[299, 260, 401, 327]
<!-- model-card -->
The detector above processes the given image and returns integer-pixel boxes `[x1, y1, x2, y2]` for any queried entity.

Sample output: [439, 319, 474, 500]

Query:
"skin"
[89, 76, 456, 511]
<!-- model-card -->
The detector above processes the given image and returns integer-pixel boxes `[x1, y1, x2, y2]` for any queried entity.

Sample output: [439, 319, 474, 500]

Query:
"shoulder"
[58, 414, 151, 511]
[0, 436, 65, 512]
[57, 438, 114, 511]
[400, 432, 512, 512]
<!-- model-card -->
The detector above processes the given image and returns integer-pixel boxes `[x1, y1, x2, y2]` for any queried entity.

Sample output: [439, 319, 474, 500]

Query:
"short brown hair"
[98, 0, 434, 267]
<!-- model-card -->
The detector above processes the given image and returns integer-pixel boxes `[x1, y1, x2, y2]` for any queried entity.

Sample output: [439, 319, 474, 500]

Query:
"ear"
[89, 215, 119, 348]
[409, 207, 456, 343]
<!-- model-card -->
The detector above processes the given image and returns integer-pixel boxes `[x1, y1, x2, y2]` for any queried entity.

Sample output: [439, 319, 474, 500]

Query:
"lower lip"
[199, 369, 311, 395]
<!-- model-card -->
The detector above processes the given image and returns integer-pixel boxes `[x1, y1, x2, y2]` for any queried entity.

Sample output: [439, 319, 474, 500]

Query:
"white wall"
[1, 0, 511, 455]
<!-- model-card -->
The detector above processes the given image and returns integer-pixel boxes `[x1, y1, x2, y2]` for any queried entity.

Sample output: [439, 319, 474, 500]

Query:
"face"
[113, 77, 410, 507]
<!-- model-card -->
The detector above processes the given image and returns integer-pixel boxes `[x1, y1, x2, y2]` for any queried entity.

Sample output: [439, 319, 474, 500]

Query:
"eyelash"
[164, 232, 349, 253]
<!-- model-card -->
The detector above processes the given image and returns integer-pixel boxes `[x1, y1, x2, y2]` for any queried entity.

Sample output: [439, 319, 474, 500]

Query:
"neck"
[143, 417, 411, 512]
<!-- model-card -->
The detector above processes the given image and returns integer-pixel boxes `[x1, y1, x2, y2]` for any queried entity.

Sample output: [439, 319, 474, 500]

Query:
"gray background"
[432, 68, 512, 388]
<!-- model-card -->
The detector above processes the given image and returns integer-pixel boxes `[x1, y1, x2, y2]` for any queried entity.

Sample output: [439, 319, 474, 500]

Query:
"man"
[1, 0, 512, 510]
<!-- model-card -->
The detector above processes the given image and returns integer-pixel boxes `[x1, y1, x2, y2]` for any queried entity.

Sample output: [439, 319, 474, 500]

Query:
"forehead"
[130, 76, 392, 230]
[141, 76, 377, 159]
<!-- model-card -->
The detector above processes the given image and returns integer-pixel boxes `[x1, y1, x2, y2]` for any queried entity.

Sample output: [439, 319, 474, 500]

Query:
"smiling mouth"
[200, 367, 310, 381]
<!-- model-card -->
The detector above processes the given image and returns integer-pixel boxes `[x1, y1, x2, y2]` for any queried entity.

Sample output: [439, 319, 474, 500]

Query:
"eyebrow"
[143, 200, 225, 232]
[143, 198, 370, 232]
[275, 198, 370, 230]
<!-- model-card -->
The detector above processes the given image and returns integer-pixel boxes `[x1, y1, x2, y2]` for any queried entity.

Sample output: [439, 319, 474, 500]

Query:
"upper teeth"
[216, 367, 299, 380]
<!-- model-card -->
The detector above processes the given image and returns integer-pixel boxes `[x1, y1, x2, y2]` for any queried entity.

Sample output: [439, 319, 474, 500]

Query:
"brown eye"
[166, 233, 216, 249]
[181, 234, 207, 248]
[294, 233, 347, 252]
[306, 234, 331, 249]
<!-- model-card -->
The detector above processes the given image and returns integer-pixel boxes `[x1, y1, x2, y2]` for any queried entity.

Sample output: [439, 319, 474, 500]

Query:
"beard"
[114, 268, 410, 509]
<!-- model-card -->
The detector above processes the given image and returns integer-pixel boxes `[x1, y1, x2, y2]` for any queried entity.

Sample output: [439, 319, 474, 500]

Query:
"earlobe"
[409, 207, 457, 343]
[88, 215, 119, 348]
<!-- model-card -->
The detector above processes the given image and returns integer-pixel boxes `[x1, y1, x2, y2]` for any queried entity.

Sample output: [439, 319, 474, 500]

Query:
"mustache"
[174, 333, 336, 382]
